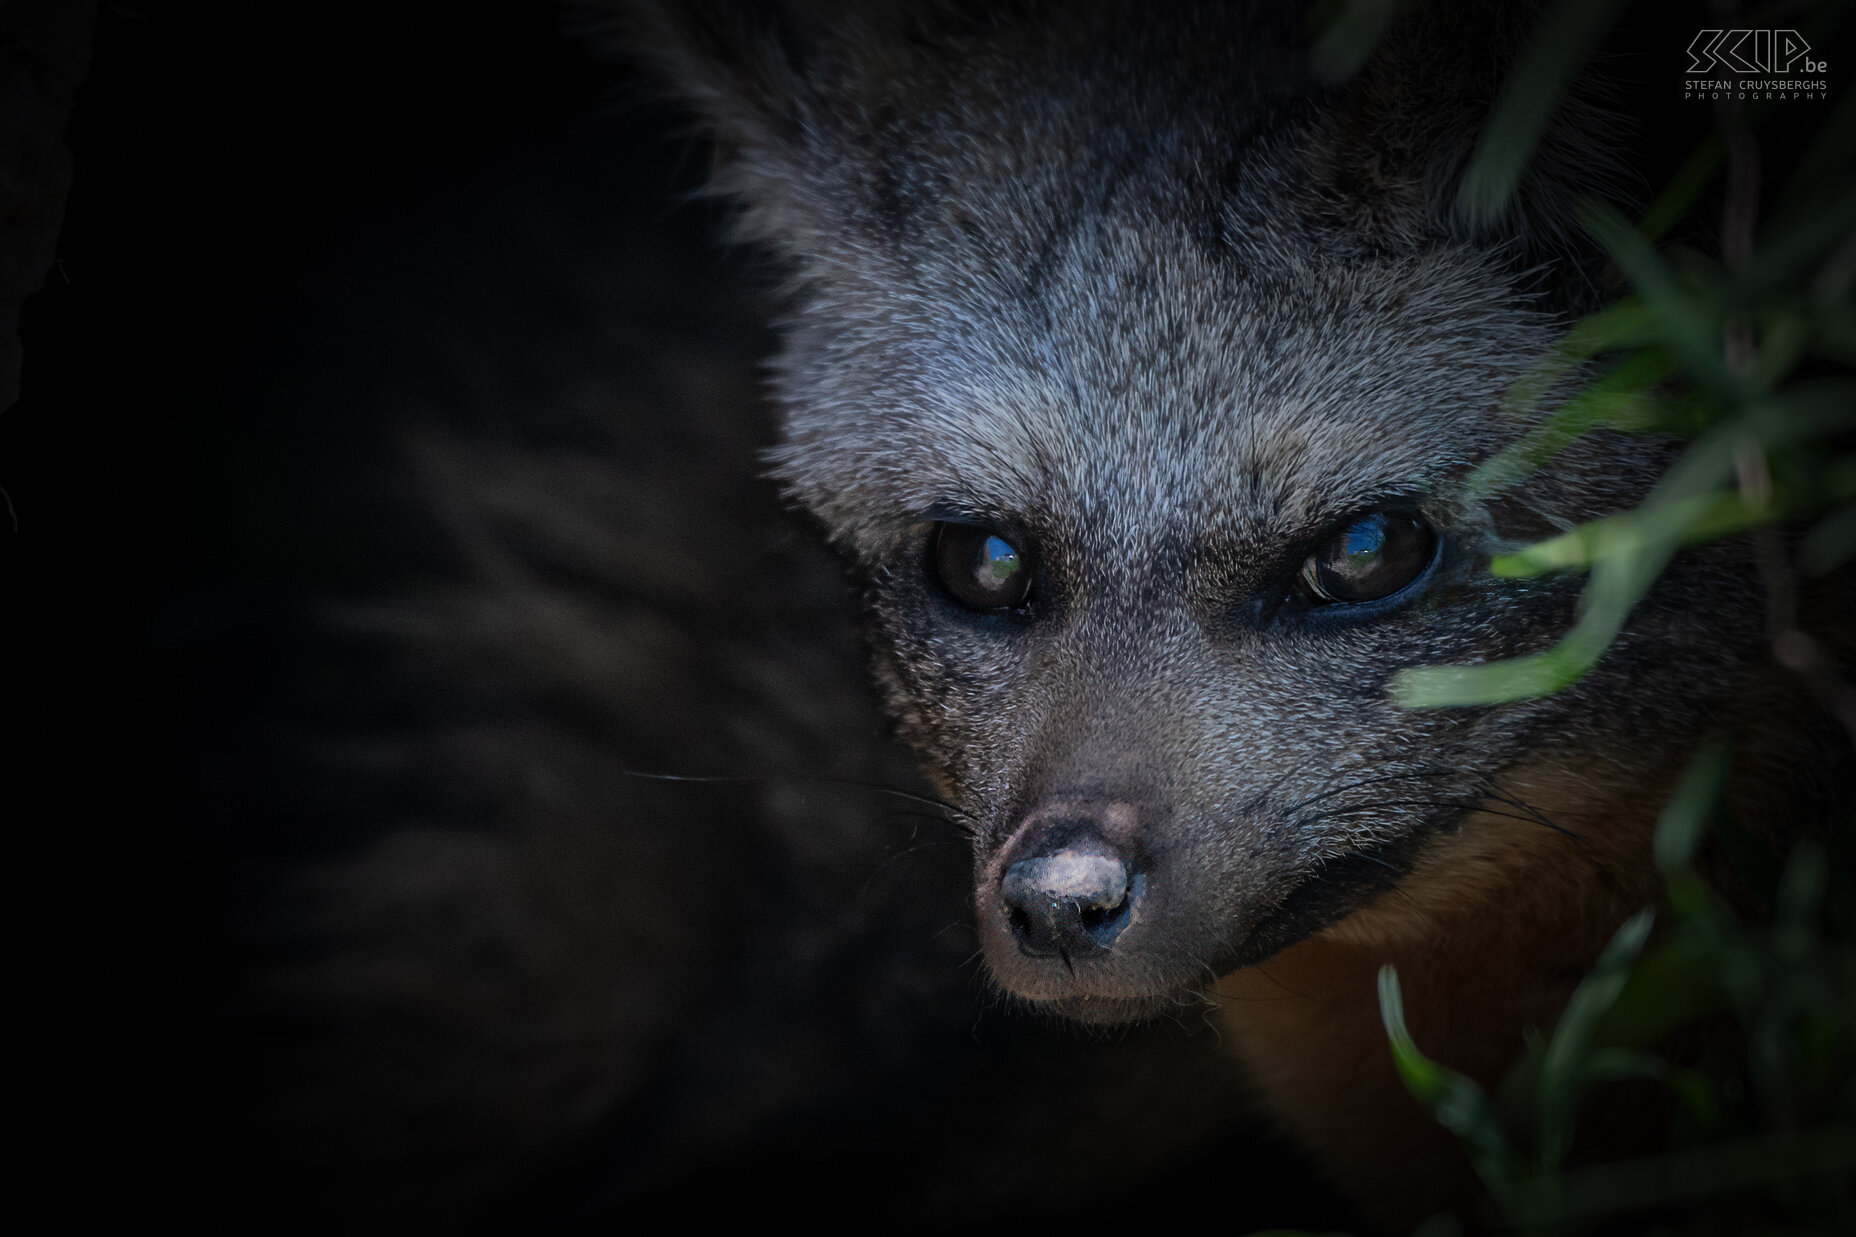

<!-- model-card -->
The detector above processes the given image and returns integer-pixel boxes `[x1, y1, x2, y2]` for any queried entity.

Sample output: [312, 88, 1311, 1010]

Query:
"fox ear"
[592, 1, 883, 263]
[1306, 2, 1638, 303]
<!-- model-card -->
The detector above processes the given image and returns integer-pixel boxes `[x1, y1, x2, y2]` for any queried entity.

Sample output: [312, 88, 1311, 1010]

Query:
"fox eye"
[933, 523, 1032, 611]
[1300, 512, 1436, 604]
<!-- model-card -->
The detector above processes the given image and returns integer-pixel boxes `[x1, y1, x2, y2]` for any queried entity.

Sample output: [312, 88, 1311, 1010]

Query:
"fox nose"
[999, 835, 1142, 957]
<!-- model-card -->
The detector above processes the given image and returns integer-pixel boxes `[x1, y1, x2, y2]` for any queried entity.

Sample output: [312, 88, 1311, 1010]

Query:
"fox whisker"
[614, 768, 977, 827]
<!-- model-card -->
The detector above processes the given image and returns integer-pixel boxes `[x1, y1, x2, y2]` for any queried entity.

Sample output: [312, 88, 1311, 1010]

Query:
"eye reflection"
[979, 536, 1020, 582]
[1341, 520, 1386, 561]
[933, 523, 1033, 611]
[1301, 512, 1436, 604]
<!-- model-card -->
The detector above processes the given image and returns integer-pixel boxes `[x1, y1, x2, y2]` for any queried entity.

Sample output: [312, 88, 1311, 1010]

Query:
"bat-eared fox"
[154, 2, 1850, 1231]
[613, 0, 1848, 1220]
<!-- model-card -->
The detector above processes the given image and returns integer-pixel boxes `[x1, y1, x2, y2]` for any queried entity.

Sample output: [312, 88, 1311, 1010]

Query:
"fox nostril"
[1077, 884, 1130, 932]
[999, 846, 1140, 957]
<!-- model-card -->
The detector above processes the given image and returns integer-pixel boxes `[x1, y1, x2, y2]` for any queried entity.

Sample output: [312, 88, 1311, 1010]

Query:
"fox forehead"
[772, 228, 1554, 557]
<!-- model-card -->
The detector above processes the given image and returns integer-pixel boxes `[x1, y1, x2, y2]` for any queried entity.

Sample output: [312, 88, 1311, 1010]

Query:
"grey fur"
[613, 0, 1774, 1021]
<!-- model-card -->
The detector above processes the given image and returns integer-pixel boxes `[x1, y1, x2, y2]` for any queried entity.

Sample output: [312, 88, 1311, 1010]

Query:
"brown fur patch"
[1214, 752, 1677, 1223]
[1213, 654, 1835, 1224]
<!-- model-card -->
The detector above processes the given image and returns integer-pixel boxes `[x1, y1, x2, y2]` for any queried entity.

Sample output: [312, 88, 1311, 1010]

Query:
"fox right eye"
[932, 523, 1033, 611]
[1298, 511, 1437, 605]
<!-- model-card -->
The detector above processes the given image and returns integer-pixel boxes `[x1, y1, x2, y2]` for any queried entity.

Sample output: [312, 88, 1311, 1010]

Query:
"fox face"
[622, 0, 1766, 1036]
[770, 220, 1756, 1022]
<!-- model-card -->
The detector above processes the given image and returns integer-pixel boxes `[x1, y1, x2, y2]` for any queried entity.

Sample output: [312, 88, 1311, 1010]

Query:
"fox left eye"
[1300, 512, 1436, 604]
[933, 523, 1033, 611]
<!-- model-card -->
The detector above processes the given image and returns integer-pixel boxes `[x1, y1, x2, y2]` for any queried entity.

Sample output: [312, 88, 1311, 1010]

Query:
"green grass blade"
[1536, 910, 1657, 1169]
[1639, 132, 1724, 244]
[1465, 349, 1670, 499]
[1456, 0, 1632, 223]
[1654, 739, 1732, 874]
[1495, 1128, 1856, 1227]
[1378, 965, 1518, 1186]
[1309, 0, 1403, 83]
[1578, 199, 1735, 395]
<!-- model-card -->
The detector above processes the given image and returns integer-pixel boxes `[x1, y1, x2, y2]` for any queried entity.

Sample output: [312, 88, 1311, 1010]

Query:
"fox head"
[618, 0, 1767, 1022]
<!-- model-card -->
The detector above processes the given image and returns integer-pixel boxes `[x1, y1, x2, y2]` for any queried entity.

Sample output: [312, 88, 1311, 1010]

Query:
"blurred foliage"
[1379, 742, 1856, 1234]
[1286, 0, 1856, 1234]
[1390, 0, 1856, 708]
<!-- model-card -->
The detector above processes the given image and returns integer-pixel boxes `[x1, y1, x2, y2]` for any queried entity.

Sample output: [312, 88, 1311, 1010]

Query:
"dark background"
[19, 2, 1784, 1230]
[19, 2, 1334, 1230]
